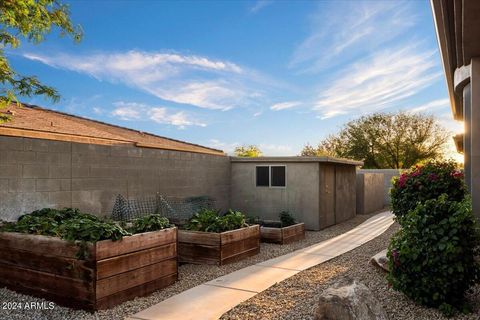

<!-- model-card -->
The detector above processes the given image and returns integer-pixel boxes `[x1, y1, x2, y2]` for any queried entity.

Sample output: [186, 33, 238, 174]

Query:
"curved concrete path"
[128, 211, 394, 320]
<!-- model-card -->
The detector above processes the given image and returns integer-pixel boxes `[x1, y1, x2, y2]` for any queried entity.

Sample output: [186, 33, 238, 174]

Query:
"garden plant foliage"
[388, 161, 479, 316]
[185, 208, 248, 233]
[390, 160, 467, 220]
[0, 208, 172, 243]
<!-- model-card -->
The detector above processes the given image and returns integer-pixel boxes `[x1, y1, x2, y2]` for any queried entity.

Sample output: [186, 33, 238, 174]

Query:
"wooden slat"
[0, 232, 93, 259]
[0, 281, 95, 310]
[97, 243, 176, 280]
[220, 246, 260, 265]
[95, 273, 177, 310]
[260, 227, 283, 243]
[96, 258, 176, 299]
[178, 230, 220, 246]
[282, 223, 305, 238]
[96, 228, 177, 260]
[0, 246, 94, 280]
[0, 262, 94, 301]
[221, 225, 260, 245]
[221, 237, 260, 261]
[178, 243, 220, 265]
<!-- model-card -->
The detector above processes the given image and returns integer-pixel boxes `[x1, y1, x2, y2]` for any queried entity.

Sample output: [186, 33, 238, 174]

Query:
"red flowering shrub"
[390, 160, 466, 220]
[387, 195, 479, 315]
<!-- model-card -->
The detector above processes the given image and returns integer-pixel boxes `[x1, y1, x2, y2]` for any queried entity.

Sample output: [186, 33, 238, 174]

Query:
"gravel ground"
[0, 212, 379, 320]
[221, 223, 480, 320]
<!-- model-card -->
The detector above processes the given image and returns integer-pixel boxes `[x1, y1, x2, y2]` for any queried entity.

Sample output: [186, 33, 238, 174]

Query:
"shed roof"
[0, 103, 225, 156]
[230, 156, 363, 166]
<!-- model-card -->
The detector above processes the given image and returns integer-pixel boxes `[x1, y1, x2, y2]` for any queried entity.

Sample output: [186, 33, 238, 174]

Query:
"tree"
[299, 143, 333, 157]
[302, 112, 450, 169]
[0, 0, 82, 122]
[234, 145, 262, 157]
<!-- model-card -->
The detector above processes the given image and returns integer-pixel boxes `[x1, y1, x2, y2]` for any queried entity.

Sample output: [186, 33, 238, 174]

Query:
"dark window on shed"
[271, 166, 286, 187]
[256, 166, 270, 186]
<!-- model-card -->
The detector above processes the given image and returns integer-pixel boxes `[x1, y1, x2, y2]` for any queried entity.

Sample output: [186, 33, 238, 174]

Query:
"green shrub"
[387, 195, 480, 315]
[279, 211, 296, 227]
[129, 214, 172, 233]
[185, 208, 248, 233]
[390, 160, 466, 220]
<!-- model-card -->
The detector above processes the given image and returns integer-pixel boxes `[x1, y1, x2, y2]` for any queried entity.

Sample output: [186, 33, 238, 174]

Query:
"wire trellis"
[111, 193, 215, 223]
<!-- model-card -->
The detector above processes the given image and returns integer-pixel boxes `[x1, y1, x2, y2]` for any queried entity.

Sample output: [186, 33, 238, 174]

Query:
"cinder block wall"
[357, 169, 401, 206]
[0, 136, 231, 221]
[356, 173, 385, 214]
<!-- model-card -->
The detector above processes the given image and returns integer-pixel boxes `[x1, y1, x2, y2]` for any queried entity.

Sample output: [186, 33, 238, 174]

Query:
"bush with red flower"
[387, 195, 479, 315]
[390, 160, 466, 220]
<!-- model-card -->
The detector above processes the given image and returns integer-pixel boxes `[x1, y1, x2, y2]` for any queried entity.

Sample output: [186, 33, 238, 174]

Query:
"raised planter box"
[178, 225, 260, 265]
[0, 227, 178, 310]
[261, 223, 305, 244]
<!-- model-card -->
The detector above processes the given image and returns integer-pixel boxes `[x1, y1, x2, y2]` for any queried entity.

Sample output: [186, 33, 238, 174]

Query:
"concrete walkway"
[128, 211, 394, 320]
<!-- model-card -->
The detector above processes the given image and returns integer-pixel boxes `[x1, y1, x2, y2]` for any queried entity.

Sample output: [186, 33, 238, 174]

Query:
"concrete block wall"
[357, 169, 401, 206]
[356, 173, 384, 214]
[0, 136, 230, 221]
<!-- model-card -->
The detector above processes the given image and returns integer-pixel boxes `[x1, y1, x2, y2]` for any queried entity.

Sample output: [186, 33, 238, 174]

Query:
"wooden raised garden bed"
[178, 225, 260, 265]
[261, 222, 305, 244]
[0, 227, 178, 310]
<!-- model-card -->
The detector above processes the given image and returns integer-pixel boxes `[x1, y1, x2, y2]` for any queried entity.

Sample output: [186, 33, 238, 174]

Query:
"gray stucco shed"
[230, 157, 363, 231]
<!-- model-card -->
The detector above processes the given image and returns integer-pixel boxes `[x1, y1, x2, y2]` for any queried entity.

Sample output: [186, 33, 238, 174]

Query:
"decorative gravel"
[221, 222, 480, 320]
[0, 213, 378, 320]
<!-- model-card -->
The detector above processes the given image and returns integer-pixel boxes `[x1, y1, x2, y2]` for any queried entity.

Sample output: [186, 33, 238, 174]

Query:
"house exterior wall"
[230, 162, 320, 230]
[356, 173, 385, 214]
[0, 136, 231, 221]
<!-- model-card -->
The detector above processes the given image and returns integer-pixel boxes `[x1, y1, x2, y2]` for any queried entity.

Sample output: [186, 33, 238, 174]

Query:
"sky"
[7, 0, 463, 158]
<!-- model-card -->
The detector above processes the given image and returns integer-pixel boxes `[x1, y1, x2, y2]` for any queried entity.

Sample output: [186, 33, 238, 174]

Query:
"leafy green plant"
[0, 208, 131, 242]
[387, 195, 480, 316]
[279, 211, 296, 227]
[129, 214, 172, 233]
[185, 208, 248, 233]
[390, 160, 466, 221]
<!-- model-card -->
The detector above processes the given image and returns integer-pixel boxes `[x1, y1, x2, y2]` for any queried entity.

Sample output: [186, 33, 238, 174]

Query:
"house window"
[271, 166, 286, 187]
[256, 166, 270, 187]
[255, 165, 286, 187]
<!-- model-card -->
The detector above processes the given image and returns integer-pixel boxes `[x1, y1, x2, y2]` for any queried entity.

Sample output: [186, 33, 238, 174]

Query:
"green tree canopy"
[301, 112, 450, 169]
[0, 0, 82, 122]
[234, 145, 262, 157]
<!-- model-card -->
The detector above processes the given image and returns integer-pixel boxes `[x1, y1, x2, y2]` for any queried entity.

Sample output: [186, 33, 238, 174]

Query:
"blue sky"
[8, 0, 462, 157]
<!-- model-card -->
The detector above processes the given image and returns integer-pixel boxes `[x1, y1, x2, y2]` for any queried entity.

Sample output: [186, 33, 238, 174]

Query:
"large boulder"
[315, 278, 388, 320]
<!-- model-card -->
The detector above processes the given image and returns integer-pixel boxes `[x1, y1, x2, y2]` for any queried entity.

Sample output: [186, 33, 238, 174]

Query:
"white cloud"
[408, 98, 450, 114]
[250, 0, 273, 13]
[313, 45, 441, 119]
[23, 51, 255, 110]
[111, 102, 142, 120]
[270, 101, 301, 111]
[290, 1, 417, 73]
[149, 108, 206, 129]
[111, 101, 206, 128]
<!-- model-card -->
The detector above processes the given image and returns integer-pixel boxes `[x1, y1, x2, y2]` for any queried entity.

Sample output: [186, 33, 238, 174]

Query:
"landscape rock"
[370, 249, 389, 272]
[315, 277, 388, 320]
